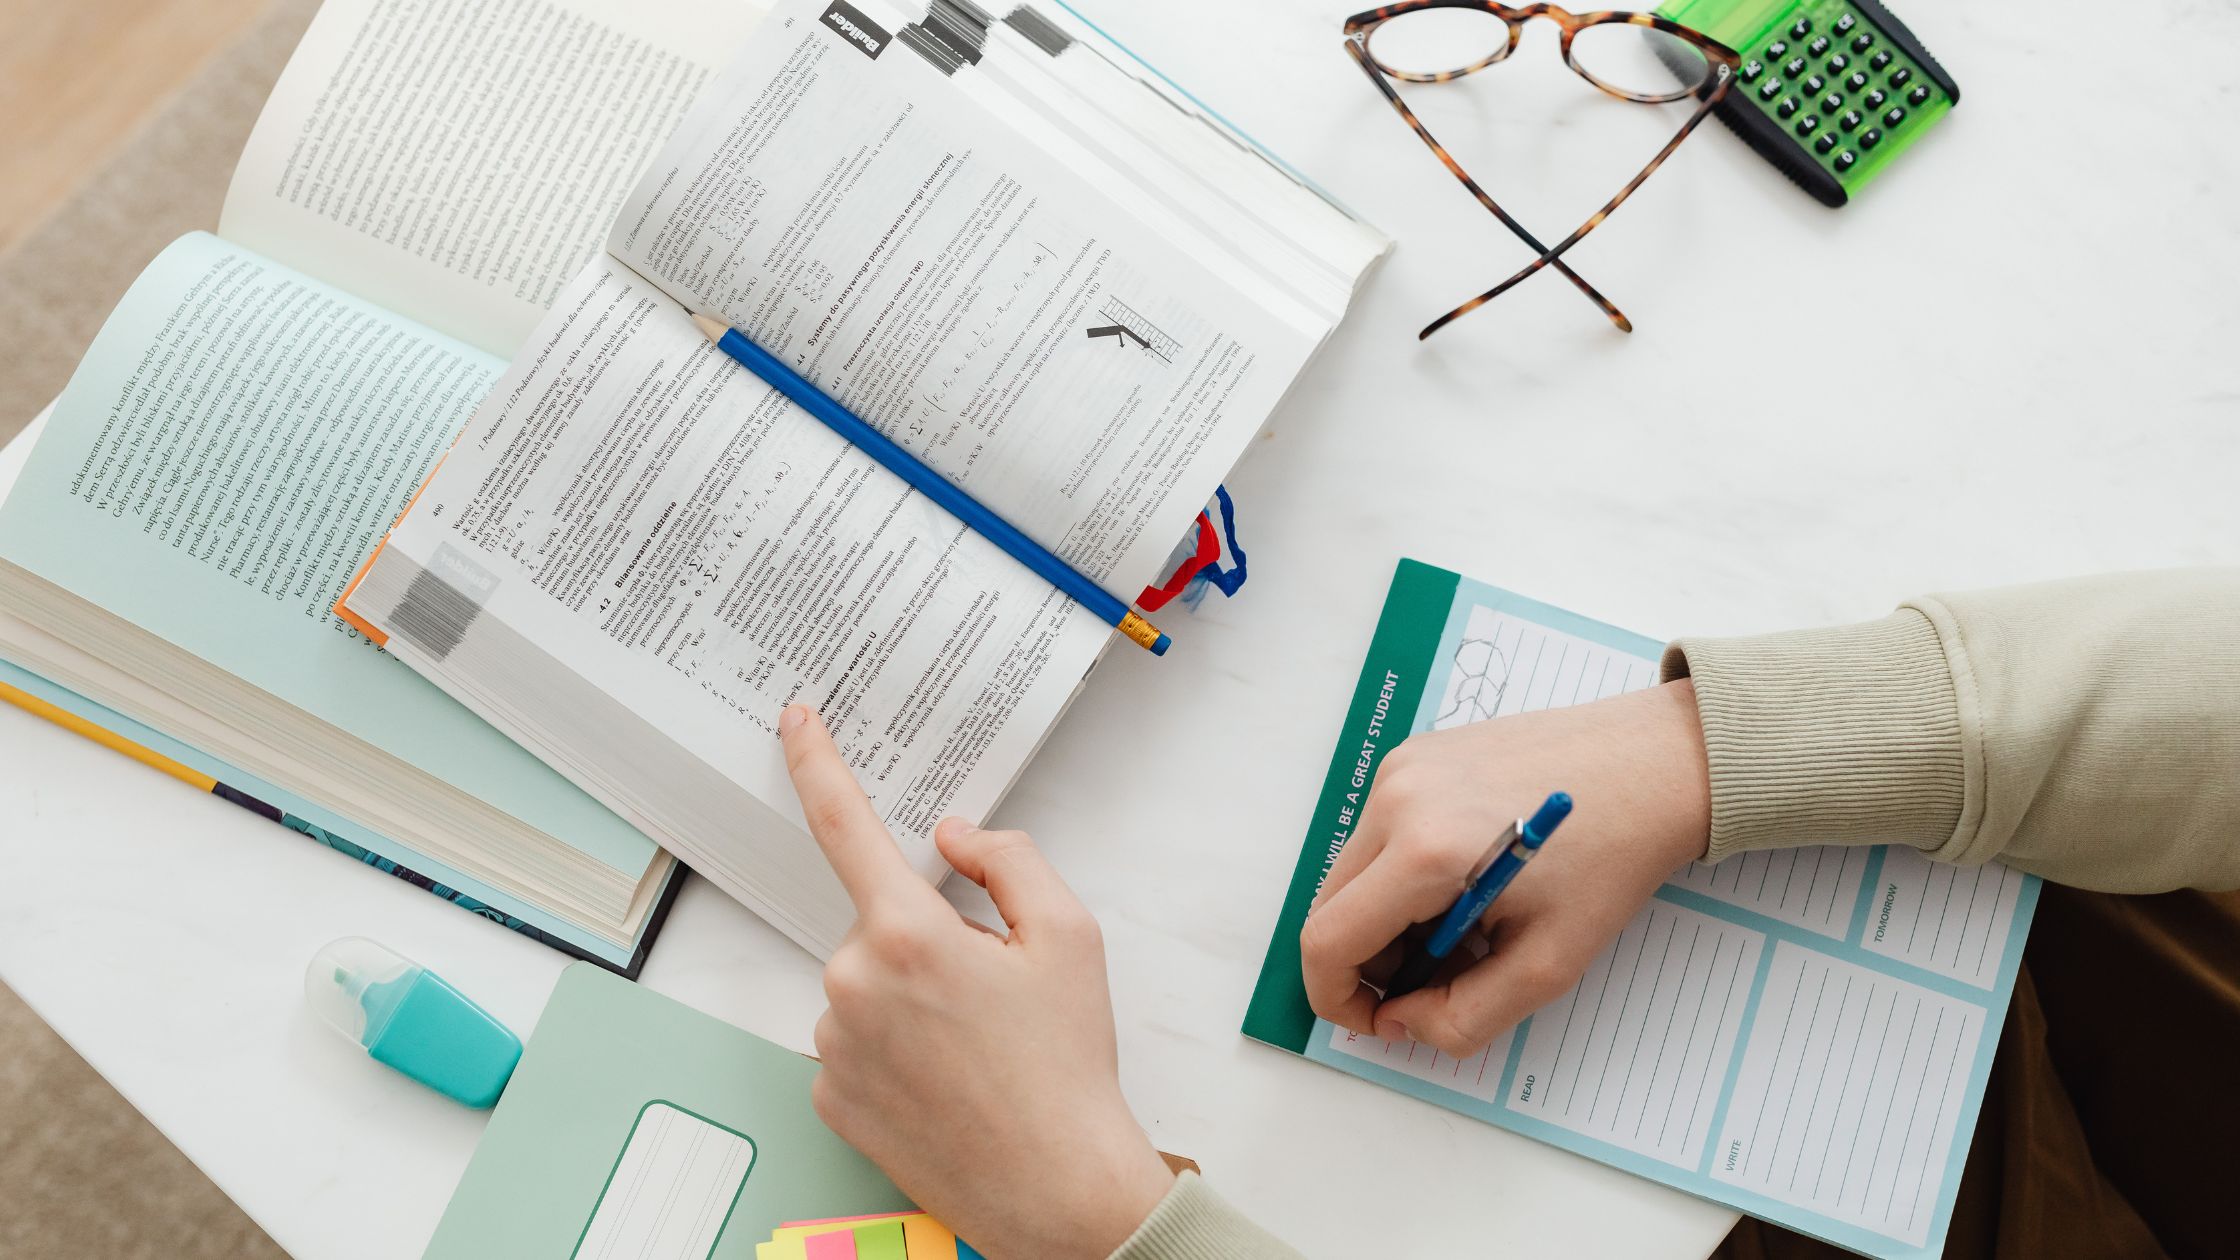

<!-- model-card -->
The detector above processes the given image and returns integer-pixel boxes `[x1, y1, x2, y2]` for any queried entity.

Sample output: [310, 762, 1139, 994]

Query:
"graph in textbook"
[1084, 294, 1179, 361]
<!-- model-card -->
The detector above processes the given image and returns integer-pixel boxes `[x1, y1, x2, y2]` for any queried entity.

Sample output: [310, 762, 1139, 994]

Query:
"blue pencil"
[691, 313, 1170, 656]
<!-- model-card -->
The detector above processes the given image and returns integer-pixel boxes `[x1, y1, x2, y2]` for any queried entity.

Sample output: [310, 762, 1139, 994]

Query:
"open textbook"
[335, 0, 1386, 956]
[1246, 562, 2038, 1260]
[0, 0, 795, 968]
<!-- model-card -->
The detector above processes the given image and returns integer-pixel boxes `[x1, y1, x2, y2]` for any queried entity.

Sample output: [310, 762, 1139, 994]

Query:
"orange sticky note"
[902, 1214, 958, 1259]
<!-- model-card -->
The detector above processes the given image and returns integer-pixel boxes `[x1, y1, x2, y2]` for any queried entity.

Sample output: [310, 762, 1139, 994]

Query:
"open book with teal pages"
[0, 0, 786, 970]
[1245, 561, 2039, 1260]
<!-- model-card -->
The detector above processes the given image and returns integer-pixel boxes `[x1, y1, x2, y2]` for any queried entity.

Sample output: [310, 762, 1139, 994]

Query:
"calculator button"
[1822, 92, 1844, 113]
[1908, 84, 1932, 105]
[1785, 56, 1808, 76]
[1884, 106, 1907, 127]
[1859, 127, 1883, 149]
[1840, 109, 1862, 131]
[1804, 74, 1826, 93]
[1851, 32, 1875, 53]
[1742, 59, 1764, 81]
[1795, 114, 1820, 135]
[1767, 40, 1789, 58]
[1791, 17, 1811, 38]
[1827, 53, 1849, 73]
[1865, 89, 1888, 109]
[1835, 13, 1856, 34]
[1759, 78, 1784, 100]
[1870, 50, 1894, 71]
[1814, 132, 1838, 154]
[1808, 35, 1831, 56]
[1847, 71, 1869, 91]
[1835, 149, 1858, 171]
[1777, 96, 1801, 117]
[1889, 67, 1913, 89]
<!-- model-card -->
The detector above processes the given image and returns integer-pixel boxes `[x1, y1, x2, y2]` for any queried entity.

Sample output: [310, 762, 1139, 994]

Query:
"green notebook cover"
[426, 965, 909, 1258]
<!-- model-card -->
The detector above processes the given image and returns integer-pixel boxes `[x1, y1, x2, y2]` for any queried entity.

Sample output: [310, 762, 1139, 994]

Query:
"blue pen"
[1381, 792, 1573, 1001]
[691, 313, 1170, 656]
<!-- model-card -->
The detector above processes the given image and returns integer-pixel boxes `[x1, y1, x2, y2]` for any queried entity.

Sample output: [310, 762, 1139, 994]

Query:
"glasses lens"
[1368, 9, 1513, 81]
[1568, 22, 1710, 102]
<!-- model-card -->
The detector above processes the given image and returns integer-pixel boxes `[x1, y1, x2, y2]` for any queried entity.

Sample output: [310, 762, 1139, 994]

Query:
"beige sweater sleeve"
[1659, 569, 2240, 891]
[1107, 1173, 1301, 1260]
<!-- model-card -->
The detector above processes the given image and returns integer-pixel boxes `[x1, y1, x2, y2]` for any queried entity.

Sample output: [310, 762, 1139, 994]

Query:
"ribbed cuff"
[1659, 609, 1966, 863]
[1108, 1173, 1301, 1260]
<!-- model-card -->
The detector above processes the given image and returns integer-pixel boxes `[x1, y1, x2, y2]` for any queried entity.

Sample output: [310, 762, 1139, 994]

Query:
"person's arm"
[1665, 568, 2240, 891]
[775, 705, 1300, 1260]
[1303, 569, 2240, 1058]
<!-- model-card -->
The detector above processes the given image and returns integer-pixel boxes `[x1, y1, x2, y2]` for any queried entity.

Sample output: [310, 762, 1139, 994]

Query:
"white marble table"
[4, 1, 2235, 1256]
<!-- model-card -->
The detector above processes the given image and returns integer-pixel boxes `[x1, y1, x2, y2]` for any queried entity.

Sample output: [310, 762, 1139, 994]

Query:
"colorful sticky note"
[901, 1214, 958, 1260]
[847, 1219, 907, 1260]
[955, 1240, 986, 1260]
[766, 1210, 961, 1260]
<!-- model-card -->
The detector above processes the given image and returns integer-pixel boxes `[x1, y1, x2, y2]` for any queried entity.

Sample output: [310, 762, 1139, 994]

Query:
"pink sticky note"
[803, 1231, 858, 1260]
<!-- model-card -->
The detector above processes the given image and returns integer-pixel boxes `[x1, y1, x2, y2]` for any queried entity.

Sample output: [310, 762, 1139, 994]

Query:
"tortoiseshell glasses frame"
[1343, 2, 1740, 337]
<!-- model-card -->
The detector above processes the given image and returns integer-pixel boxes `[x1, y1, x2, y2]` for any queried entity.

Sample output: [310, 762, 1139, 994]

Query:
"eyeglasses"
[1343, 3, 1740, 337]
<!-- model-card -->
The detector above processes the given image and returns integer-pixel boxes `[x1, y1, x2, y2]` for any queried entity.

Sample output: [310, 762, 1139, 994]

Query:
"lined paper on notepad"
[1295, 575, 2037, 1260]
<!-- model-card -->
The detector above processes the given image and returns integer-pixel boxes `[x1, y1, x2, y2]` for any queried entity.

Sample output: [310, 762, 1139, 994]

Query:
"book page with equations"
[1249, 562, 2037, 1260]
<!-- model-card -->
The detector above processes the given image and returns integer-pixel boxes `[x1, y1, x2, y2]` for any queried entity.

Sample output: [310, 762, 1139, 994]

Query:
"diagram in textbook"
[1084, 295, 1179, 361]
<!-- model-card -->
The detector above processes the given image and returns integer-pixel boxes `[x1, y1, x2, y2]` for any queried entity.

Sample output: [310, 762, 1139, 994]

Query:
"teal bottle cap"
[304, 937, 521, 1109]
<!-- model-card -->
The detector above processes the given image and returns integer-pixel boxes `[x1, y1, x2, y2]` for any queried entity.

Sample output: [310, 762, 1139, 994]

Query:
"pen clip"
[1466, 819, 1528, 884]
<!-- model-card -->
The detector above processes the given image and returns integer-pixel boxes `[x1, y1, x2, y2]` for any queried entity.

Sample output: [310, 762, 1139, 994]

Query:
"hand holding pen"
[1379, 792, 1573, 1000]
[1298, 683, 1714, 1058]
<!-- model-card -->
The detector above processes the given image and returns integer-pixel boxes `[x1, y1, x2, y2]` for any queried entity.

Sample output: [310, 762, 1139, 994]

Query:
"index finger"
[778, 704, 928, 909]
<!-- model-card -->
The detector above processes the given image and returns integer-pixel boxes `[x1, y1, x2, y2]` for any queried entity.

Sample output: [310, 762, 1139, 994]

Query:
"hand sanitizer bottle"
[304, 937, 521, 1108]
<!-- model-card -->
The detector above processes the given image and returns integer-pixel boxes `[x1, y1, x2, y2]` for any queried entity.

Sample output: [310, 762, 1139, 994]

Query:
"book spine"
[2, 669, 665, 978]
[208, 783, 629, 974]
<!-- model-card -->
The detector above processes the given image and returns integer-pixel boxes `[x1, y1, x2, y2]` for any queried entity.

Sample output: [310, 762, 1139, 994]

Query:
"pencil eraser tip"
[1151, 634, 1171, 656]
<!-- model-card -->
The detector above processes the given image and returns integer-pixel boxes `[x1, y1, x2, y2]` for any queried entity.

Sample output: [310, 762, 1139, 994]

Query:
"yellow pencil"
[0, 675, 217, 793]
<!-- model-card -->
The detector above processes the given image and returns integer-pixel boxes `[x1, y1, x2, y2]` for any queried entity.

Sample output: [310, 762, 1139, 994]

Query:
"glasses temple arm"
[1420, 73, 1736, 339]
[1345, 39, 1632, 332]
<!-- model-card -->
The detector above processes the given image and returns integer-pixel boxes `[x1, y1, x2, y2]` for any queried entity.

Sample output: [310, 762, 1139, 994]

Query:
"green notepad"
[426, 964, 910, 1258]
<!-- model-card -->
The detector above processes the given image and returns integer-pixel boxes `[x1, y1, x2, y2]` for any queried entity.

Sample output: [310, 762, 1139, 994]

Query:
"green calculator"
[1656, 0, 1957, 206]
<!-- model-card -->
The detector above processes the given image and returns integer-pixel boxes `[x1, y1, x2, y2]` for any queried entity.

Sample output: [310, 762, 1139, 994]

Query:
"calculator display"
[1657, 0, 1957, 206]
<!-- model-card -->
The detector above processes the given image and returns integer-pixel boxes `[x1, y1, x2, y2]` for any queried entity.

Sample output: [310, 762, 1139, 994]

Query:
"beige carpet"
[0, 1, 315, 1255]
[0, 0, 316, 445]
[0, 984, 290, 1260]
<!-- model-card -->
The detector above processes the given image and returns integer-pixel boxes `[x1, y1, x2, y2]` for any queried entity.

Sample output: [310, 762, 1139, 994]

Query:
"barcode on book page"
[385, 544, 498, 663]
